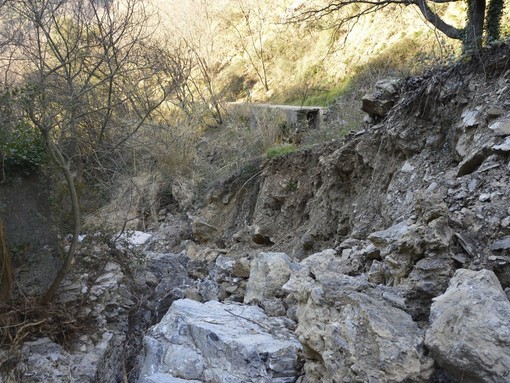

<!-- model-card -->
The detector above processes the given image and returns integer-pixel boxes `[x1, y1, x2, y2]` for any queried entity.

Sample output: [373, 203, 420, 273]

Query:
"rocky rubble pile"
[176, 42, 510, 381]
[1, 42, 510, 383]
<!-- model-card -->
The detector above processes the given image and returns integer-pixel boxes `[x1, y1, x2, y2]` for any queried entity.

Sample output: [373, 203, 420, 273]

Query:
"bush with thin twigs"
[0, 298, 86, 350]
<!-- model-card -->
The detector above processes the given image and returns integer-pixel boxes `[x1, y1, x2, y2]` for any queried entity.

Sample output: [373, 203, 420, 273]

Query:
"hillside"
[154, 0, 467, 106]
[1, 0, 510, 381]
[1, 40, 508, 383]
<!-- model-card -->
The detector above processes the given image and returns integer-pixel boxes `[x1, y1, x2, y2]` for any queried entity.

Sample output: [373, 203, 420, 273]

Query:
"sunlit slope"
[152, 0, 506, 105]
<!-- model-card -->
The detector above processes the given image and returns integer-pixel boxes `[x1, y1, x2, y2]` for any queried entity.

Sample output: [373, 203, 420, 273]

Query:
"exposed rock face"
[244, 252, 295, 304]
[0, 255, 134, 383]
[0, 236, 198, 383]
[197, 43, 510, 268]
[284, 250, 433, 383]
[8, 333, 127, 383]
[138, 299, 302, 383]
[362, 78, 402, 117]
[425, 269, 510, 383]
[184, 44, 510, 382]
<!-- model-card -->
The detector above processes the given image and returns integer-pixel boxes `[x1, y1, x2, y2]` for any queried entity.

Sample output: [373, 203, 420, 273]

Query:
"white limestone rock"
[425, 269, 510, 383]
[138, 299, 302, 383]
[283, 253, 433, 383]
[244, 252, 295, 304]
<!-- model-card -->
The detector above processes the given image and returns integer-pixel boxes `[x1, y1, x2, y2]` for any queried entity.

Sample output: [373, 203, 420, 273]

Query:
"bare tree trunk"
[40, 137, 81, 305]
[464, 0, 487, 52]
[0, 217, 13, 302]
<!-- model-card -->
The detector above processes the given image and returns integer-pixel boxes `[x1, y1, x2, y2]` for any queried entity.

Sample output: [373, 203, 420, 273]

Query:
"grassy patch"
[265, 144, 297, 159]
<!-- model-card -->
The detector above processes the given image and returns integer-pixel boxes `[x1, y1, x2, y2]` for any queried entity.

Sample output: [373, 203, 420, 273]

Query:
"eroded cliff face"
[196, 42, 510, 275]
[185, 42, 510, 381]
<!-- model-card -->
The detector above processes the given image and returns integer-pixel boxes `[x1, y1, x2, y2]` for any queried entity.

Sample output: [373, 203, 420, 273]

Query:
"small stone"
[244, 252, 294, 303]
[451, 254, 467, 264]
[479, 193, 491, 202]
[367, 260, 386, 285]
[215, 255, 234, 272]
[192, 218, 220, 244]
[158, 208, 167, 216]
[487, 107, 505, 119]
[368, 221, 410, 247]
[426, 182, 438, 192]
[363, 114, 376, 127]
[364, 244, 381, 260]
[375, 78, 401, 94]
[489, 115, 510, 136]
[184, 288, 202, 302]
[144, 272, 159, 286]
[460, 108, 483, 128]
[487, 255, 508, 265]
[232, 257, 251, 278]
[261, 298, 287, 317]
[467, 179, 477, 192]
[401, 161, 415, 173]
[362, 95, 394, 117]
[490, 237, 510, 251]
[493, 137, 510, 152]
[224, 285, 238, 294]
[454, 190, 467, 200]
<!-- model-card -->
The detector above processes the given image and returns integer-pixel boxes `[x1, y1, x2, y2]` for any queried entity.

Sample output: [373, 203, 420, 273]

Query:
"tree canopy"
[292, 0, 507, 52]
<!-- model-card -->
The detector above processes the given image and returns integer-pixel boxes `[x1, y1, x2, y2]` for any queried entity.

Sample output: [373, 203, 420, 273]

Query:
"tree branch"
[413, 0, 462, 40]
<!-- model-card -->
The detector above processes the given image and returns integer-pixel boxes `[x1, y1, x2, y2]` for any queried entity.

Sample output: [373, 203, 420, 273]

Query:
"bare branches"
[289, 0, 501, 52]
[0, 297, 83, 349]
[414, 0, 462, 40]
[291, 0, 410, 23]
[0, 0, 187, 303]
[223, 0, 271, 92]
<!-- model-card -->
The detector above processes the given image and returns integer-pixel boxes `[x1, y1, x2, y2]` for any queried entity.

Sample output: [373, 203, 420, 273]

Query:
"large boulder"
[283, 251, 433, 382]
[138, 299, 302, 383]
[425, 269, 510, 382]
[1, 332, 128, 383]
[361, 78, 401, 117]
[244, 252, 295, 304]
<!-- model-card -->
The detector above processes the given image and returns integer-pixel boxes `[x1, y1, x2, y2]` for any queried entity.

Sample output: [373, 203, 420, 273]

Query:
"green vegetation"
[266, 144, 297, 159]
[0, 122, 46, 172]
[0, 90, 46, 177]
[284, 180, 299, 192]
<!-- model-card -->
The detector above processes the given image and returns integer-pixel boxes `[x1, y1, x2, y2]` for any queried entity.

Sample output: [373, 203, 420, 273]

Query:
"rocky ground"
[1, 41, 510, 383]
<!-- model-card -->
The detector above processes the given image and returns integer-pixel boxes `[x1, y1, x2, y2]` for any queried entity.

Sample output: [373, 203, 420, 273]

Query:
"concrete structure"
[225, 102, 324, 142]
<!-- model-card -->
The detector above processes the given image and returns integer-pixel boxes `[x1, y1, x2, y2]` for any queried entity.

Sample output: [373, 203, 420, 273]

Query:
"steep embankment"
[2, 43, 509, 383]
[184, 42, 510, 381]
[197, 41, 510, 267]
